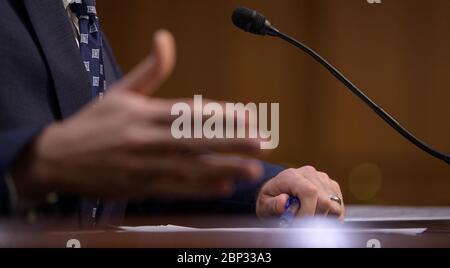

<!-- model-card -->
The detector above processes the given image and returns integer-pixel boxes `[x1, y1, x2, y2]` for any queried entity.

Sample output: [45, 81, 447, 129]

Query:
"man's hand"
[256, 166, 345, 220]
[11, 30, 263, 200]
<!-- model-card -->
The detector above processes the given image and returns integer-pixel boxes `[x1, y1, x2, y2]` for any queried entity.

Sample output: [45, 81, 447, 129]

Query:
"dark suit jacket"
[0, 0, 284, 221]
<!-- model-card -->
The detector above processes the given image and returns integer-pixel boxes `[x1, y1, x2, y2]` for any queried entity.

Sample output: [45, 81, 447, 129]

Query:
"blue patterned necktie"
[70, 0, 106, 99]
[70, 0, 104, 227]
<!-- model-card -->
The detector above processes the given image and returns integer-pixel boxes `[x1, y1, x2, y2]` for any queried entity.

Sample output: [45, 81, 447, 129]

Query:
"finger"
[297, 166, 332, 216]
[274, 194, 291, 217]
[143, 178, 236, 200]
[317, 172, 344, 218]
[332, 181, 345, 219]
[123, 153, 264, 183]
[175, 137, 262, 154]
[124, 98, 263, 154]
[123, 126, 263, 155]
[197, 155, 264, 182]
[296, 178, 319, 218]
[115, 30, 176, 95]
[256, 192, 290, 219]
[319, 172, 345, 219]
[263, 169, 318, 217]
[143, 98, 260, 137]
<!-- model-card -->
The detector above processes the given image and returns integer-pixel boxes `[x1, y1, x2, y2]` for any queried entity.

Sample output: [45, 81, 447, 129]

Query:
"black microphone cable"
[232, 7, 450, 165]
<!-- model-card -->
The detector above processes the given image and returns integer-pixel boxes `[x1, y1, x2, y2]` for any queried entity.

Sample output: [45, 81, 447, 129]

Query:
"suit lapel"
[23, 0, 92, 119]
[23, 1, 127, 225]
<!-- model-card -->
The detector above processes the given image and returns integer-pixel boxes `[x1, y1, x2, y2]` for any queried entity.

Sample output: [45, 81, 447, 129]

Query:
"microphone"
[232, 7, 450, 165]
[231, 7, 279, 36]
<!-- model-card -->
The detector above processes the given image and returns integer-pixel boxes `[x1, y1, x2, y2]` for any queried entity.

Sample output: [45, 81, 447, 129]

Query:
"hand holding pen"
[280, 195, 342, 227]
[256, 167, 344, 224]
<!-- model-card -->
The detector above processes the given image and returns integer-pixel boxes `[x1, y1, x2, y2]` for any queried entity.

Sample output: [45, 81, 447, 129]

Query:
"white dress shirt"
[62, 0, 81, 45]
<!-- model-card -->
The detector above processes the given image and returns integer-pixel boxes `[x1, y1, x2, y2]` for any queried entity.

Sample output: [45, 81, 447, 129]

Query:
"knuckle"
[331, 180, 342, 191]
[283, 168, 299, 178]
[300, 165, 317, 174]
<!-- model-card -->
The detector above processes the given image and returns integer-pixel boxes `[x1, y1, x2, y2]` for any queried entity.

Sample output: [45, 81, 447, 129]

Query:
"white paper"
[119, 225, 426, 236]
[346, 217, 450, 222]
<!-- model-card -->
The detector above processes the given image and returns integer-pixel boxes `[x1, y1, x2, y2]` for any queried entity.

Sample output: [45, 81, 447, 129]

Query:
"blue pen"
[279, 196, 301, 228]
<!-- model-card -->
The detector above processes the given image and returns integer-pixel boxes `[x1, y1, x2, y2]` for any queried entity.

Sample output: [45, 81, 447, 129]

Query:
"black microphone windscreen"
[232, 7, 267, 35]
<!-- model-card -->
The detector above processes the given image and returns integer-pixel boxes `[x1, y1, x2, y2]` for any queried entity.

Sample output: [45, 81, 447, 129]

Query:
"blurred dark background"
[97, 0, 450, 206]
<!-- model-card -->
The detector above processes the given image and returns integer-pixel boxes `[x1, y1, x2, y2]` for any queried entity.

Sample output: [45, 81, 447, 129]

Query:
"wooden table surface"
[1, 215, 450, 248]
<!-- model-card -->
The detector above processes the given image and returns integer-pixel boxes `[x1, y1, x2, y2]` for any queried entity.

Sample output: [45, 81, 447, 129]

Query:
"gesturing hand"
[12, 30, 264, 200]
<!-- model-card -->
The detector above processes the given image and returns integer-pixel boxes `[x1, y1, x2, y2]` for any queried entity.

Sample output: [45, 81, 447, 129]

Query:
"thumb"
[272, 194, 290, 216]
[116, 30, 176, 95]
[258, 193, 290, 218]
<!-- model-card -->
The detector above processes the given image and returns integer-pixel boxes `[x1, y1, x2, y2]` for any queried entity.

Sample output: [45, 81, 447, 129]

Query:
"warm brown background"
[97, 0, 450, 206]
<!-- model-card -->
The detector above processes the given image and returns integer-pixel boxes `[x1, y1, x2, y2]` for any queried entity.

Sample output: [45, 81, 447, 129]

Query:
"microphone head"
[232, 7, 275, 36]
